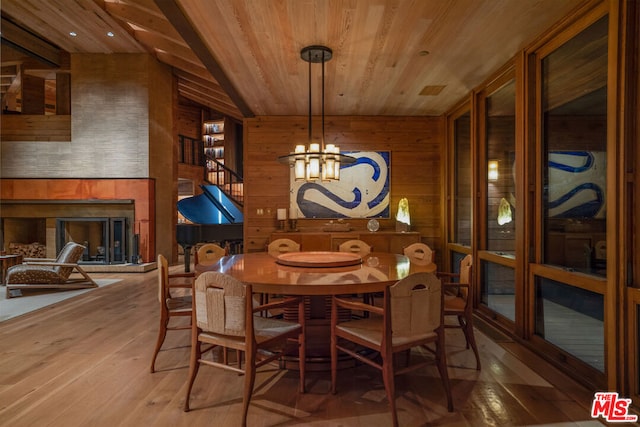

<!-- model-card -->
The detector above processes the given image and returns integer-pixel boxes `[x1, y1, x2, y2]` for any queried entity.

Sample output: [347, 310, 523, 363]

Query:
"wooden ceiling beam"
[0, 17, 60, 67]
[174, 69, 233, 98]
[178, 82, 235, 105]
[177, 80, 243, 113]
[154, 0, 254, 118]
[134, 31, 202, 68]
[104, 1, 187, 47]
[177, 81, 242, 112]
[177, 86, 242, 120]
[156, 51, 215, 82]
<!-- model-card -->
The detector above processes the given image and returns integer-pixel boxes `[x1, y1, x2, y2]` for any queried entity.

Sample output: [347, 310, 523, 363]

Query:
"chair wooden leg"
[458, 315, 470, 349]
[381, 352, 398, 427]
[330, 340, 338, 394]
[183, 340, 202, 412]
[242, 349, 257, 427]
[298, 332, 306, 393]
[150, 314, 168, 373]
[330, 303, 338, 395]
[462, 317, 481, 370]
[436, 335, 454, 412]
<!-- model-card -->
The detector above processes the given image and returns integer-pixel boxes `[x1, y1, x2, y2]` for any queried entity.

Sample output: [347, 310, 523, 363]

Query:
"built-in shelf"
[203, 119, 225, 167]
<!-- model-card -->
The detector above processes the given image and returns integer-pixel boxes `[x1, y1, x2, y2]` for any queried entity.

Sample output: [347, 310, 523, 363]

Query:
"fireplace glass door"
[56, 217, 126, 264]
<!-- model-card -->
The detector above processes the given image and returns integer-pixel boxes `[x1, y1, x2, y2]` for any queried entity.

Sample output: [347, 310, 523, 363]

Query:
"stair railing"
[204, 157, 244, 206]
[178, 134, 243, 206]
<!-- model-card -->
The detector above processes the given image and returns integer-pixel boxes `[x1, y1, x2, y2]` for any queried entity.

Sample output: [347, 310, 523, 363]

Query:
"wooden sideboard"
[269, 231, 420, 254]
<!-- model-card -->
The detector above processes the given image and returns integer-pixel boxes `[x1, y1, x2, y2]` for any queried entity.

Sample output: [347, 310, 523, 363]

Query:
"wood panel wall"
[243, 115, 445, 260]
[176, 102, 207, 198]
[176, 103, 203, 140]
[0, 115, 71, 141]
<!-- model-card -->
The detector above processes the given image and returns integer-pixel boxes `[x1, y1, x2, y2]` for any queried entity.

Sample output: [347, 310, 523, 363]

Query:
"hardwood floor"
[0, 265, 603, 426]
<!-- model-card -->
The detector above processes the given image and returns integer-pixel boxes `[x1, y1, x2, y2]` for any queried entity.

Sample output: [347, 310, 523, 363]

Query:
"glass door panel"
[542, 16, 608, 277]
[533, 14, 608, 383]
[481, 77, 516, 323]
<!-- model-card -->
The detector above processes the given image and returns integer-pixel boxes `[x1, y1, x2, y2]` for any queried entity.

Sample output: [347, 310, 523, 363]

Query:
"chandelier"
[278, 45, 356, 181]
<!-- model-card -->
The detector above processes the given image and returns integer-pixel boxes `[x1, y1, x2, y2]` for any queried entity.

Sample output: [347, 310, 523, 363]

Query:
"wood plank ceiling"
[1, 0, 586, 120]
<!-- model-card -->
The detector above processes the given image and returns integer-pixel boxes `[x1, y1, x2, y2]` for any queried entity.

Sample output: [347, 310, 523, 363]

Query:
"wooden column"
[56, 72, 71, 115]
[21, 73, 45, 114]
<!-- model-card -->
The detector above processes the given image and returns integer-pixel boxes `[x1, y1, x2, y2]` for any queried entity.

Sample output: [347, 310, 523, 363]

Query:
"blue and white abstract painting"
[290, 151, 390, 219]
[547, 151, 606, 219]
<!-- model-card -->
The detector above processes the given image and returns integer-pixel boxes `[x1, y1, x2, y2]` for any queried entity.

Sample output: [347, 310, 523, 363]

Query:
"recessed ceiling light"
[69, 31, 77, 37]
[106, 31, 115, 37]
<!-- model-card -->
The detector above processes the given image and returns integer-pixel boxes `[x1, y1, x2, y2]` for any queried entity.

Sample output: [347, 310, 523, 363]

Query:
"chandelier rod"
[308, 53, 312, 144]
[321, 49, 326, 149]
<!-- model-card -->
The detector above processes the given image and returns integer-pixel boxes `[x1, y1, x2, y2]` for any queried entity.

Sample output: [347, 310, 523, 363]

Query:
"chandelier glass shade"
[278, 45, 356, 181]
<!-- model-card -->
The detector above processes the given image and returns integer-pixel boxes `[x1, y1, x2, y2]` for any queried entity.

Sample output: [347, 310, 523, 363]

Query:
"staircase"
[205, 157, 244, 206]
[179, 134, 244, 206]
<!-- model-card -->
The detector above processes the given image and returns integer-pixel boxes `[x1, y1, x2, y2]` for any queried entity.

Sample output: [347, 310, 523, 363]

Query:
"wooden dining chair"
[437, 254, 480, 370]
[331, 272, 453, 427]
[184, 271, 306, 427]
[150, 254, 194, 373]
[264, 238, 301, 310]
[338, 239, 371, 257]
[267, 238, 300, 256]
[403, 242, 435, 269]
[194, 243, 226, 266]
[338, 239, 374, 311]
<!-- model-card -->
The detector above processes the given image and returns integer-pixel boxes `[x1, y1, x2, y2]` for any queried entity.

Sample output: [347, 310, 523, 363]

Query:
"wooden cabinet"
[270, 231, 420, 254]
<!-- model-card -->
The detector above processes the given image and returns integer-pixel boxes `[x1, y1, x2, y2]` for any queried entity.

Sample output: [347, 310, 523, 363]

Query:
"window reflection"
[542, 16, 608, 277]
[451, 251, 466, 274]
[486, 79, 516, 254]
[535, 277, 604, 371]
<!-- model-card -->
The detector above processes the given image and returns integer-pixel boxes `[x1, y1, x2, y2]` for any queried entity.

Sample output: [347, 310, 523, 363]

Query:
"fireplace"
[1, 197, 139, 267]
[56, 217, 127, 264]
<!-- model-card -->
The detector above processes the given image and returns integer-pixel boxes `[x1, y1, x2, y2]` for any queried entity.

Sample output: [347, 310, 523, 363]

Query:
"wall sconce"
[488, 159, 499, 181]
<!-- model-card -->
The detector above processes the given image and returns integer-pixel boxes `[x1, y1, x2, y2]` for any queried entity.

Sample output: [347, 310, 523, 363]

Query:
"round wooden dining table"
[199, 251, 414, 295]
[198, 251, 421, 369]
